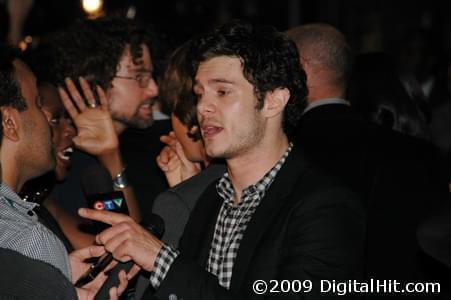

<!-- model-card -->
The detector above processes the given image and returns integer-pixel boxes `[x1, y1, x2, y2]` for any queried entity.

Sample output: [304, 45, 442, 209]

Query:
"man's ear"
[0, 107, 20, 142]
[262, 88, 290, 118]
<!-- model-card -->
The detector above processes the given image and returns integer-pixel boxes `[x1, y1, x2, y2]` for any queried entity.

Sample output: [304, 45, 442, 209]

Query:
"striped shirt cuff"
[149, 243, 179, 289]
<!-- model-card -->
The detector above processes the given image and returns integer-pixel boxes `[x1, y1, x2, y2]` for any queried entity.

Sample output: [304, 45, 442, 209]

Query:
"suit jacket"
[152, 163, 226, 247]
[296, 103, 374, 201]
[296, 103, 449, 289]
[153, 145, 365, 300]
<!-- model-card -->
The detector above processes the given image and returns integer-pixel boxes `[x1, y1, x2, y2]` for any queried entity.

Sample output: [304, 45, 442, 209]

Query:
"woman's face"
[39, 83, 76, 180]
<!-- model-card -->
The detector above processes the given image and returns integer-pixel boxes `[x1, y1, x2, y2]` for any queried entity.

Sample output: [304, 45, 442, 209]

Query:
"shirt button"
[27, 210, 34, 216]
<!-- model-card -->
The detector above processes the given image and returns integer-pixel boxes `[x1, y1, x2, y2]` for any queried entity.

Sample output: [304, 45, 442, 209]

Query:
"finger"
[58, 87, 79, 121]
[115, 270, 129, 296]
[96, 85, 109, 111]
[70, 245, 105, 261]
[102, 258, 118, 274]
[127, 264, 141, 280]
[65, 77, 87, 111]
[166, 154, 181, 172]
[108, 287, 119, 300]
[97, 223, 134, 254]
[156, 155, 169, 172]
[160, 133, 177, 147]
[79, 77, 96, 108]
[175, 141, 191, 165]
[158, 146, 173, 164]
[78, 208, 131, 226]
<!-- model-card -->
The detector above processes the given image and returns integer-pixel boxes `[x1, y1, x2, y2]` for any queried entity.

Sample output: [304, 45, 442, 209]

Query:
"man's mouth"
[201, 125, 223, 138]
[138, 100, 153, 115]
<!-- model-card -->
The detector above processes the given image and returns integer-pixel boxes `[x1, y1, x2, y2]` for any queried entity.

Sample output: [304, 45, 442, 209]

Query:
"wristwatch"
[113, 168, 129, 190]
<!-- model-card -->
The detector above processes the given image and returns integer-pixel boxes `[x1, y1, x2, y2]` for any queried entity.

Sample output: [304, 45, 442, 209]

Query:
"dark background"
[1, 0, 451, 56]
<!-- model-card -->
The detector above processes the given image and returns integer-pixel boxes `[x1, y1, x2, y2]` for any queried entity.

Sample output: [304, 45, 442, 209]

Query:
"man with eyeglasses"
[38, 16, 170, 243]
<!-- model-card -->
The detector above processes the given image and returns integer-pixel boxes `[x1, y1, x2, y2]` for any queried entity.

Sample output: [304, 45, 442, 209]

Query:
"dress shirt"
[302, 98, 350, 115]
[0, 182, 71, 279]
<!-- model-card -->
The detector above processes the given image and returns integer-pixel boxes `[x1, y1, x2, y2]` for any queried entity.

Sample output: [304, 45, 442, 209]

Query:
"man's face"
[14, 60, 56, 179]
[108, 44, 159, 131]
[194, 56, 265, 159]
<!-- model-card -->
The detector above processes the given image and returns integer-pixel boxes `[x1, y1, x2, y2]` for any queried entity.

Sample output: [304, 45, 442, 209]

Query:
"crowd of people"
[0, 11, 450, 300]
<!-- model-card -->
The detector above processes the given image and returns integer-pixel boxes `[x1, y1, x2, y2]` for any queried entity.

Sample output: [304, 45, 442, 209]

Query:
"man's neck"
[1, 151, 20, 192]
[1, 170, 21, 193]
[306, 78, 345, 103]
[226, 133, 289, 204]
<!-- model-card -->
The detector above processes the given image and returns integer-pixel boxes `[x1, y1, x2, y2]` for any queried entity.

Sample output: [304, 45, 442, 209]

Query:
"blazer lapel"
[230, 146, 310, 289]
[179, 181, 223, 266]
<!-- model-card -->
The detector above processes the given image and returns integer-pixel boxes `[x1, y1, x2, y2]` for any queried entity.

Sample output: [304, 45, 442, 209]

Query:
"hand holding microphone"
[75, 209, 166, 299]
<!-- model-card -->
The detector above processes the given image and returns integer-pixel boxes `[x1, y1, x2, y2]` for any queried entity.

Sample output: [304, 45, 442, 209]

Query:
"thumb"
[72, 136, 85, 149]
[70, 245, 105, 261]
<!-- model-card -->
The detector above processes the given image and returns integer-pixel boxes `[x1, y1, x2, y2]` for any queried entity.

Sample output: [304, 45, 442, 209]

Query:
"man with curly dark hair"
[81, 20, 365, 299]
[47, 17, 159, 131]
[41, 17, 172, 222]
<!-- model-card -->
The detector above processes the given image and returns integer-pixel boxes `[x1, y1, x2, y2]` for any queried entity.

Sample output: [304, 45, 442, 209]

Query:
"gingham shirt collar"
[208, 143, 293, 288]
[217, 142, 293, 207]
[1, 182, 38, 211]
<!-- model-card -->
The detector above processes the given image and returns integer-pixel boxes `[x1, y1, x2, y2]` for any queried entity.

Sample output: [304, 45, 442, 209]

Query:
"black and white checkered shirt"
[0, 183, 71, 279]
[149, 144, 292, 289]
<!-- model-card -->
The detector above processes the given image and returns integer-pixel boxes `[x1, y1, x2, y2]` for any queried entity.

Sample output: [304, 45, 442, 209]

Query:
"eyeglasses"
[114, 72, 154, 88]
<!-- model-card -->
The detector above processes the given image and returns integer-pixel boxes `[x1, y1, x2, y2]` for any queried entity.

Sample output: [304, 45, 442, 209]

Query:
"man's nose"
[144, 78, 158, 98]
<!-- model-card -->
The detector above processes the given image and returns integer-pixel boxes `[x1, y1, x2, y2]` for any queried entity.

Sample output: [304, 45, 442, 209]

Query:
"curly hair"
[188, 20, 308, 138]
[39, 17, 160, 90]
[0, 45, 28, 144]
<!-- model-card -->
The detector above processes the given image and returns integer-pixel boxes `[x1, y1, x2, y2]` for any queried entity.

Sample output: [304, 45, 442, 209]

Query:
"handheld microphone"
[75, 165, 130, 288]
[93, 213, 165, 300]
[81, 165, 114, 196]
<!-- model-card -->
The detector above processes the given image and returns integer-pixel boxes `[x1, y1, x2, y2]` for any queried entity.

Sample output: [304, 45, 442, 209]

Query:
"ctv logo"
[93, 198, 124, 211]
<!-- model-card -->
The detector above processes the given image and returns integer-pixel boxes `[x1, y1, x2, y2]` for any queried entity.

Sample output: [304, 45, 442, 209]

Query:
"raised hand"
[59, 77, 141, 222]
[156, 131, 201, 187]
[58, 77, 119, 156]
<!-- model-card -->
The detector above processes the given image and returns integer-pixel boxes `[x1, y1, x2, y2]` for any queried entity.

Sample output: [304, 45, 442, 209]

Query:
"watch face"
[113, 171, 128, 189]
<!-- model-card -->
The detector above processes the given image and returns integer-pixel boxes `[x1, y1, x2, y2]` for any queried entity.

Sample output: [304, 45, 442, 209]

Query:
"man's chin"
[113, 115, 154, 130]
[125, 117, 155, 129]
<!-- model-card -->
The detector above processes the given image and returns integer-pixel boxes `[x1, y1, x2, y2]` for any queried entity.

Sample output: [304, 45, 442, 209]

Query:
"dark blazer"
[296, 103, 449, 287]
[153, 145, 365, 300]
[0, 248, 77, 299]
[152, 163, 226, 247]
[296, 103, 374, 201]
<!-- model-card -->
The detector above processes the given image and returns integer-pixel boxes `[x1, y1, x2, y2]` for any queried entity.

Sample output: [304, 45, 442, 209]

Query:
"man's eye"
[217, 90, 229, 96]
